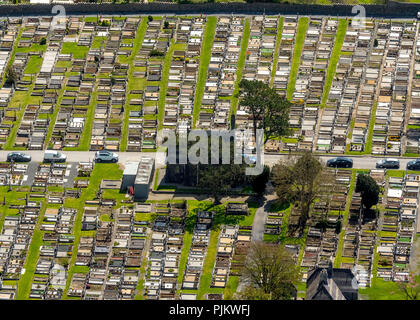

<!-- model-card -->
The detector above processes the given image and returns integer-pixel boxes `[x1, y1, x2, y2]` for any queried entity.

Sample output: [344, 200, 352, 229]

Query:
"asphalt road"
[1, 150, 419, 170]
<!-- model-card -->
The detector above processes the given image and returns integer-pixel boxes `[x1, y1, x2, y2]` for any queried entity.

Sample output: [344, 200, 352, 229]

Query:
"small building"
[120, 162, 140, 192]
[306, 265, 358, 300]
[134, 157, 155, 200]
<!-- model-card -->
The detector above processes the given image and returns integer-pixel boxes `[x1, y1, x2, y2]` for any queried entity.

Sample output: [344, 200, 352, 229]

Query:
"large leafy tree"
[239, 79, 291, 144]
[355, 173, 379, 210]
[271, 152, 330, 230]
[238, 242, 300, 300]
[198, 165, 233, 205]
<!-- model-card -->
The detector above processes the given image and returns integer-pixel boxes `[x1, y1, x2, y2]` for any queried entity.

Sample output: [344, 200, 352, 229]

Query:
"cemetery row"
[0, 16, 419, 155]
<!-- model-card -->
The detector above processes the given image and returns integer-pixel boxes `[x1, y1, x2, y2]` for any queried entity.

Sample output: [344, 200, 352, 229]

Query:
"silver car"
[95, 151, 118, 163]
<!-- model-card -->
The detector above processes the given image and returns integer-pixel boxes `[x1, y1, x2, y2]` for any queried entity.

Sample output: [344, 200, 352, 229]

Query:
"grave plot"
[312, 19, 344, 152]
[0, 201, 42, 299]
[101, 206, 133, 300]
[229, 226, 251, 278]
[145, 18, 172, 148]
[83, 209, 114, 300]
[242, 16, 277, 85]
[197, 16, 244, 130]
[289, 18, 323, 152]
[0, 18, 17, 78]
[143, 201, 187, 300]
[237, 16, 279, 140]
[177, 17, 204, 132]
[210, 225, 238, 289]
[30, 207, 77, 299]
[5, 17, 55, 149]
[320, 22, 369, 153]
[300, 169, 351, 275]
[161, 17, 205, 134]
[339, 190, 362, 270]
[181, 210, 213, 292]
[393, 174, 419, 281]
[68, 273, 88, 298]
[263, 211, 283, 242]
[406, 23, 420, 155]
[273, 16, 297, 99]
[0, 19, 19, 148]
[377, 175, 403, 281]
[348, 20, 379, 153]
[0, 162, 29, 186]
[48, 19, 92, 150]
[306, 18, 338, 152]
[373, 21, 416, 155]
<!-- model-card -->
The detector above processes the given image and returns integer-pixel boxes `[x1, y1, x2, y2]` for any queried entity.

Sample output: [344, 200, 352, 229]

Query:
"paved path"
[251, 201, 271, 242]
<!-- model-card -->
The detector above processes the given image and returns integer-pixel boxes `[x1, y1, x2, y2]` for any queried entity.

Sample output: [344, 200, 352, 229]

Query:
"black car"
[407, 159, 420, 170]
[6, 152, 31, 162]
[326, 157, 353, 168]
[376, 158, 400, 169]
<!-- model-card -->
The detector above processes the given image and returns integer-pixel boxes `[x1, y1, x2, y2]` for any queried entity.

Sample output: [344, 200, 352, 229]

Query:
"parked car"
[43, 150, 67, 163]
[326, 157, 353, 168]
[6, 152, 31, 162]
[95, 151, 118, 163]
[376, 158, 400, 169]
[407, 159, 420, 170]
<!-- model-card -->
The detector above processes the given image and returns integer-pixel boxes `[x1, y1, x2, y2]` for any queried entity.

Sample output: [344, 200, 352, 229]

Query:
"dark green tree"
[198, 165, 231, 205]
[251, 165, 270, 196]
[238, 242, 300, 300]
[239, 79, 291, 144]
[355, 173, 379, 210]
[5, 65, 17, 87]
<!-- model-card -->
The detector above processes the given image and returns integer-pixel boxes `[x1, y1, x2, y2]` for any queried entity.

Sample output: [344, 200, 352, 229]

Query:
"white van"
[44, 150, 67, 163]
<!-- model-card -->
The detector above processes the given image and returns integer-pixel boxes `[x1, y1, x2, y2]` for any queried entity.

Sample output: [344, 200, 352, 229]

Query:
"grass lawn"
[286, 17, 309, 101]
[196, 229, 221, 299]
[61, 42, 89, 59]
[192, 17, 217, 128]
[321, 19, 347, 107]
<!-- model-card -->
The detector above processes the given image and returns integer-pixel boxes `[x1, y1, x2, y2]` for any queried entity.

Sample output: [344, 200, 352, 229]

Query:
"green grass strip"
[286, 17, 309, 101]
[321, 18, 348, 107]
[192, 17, 217, 128]
[196, 229, 220, 299]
